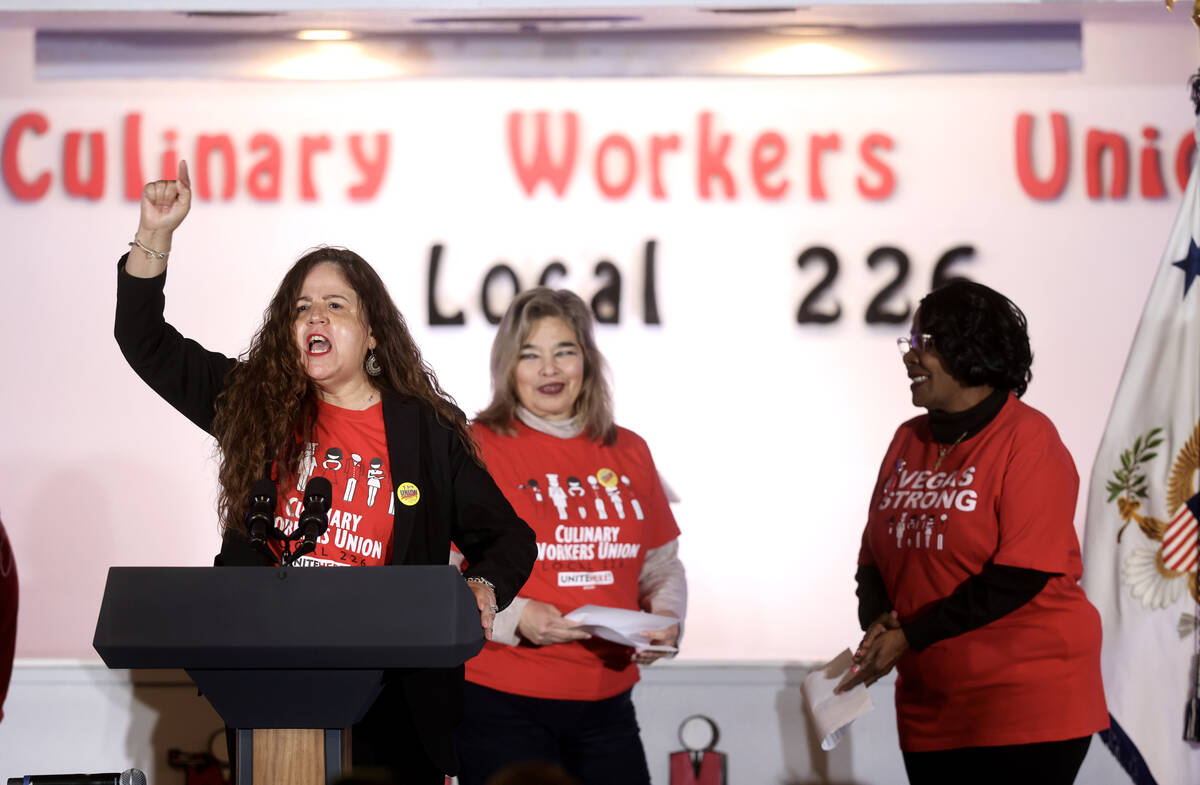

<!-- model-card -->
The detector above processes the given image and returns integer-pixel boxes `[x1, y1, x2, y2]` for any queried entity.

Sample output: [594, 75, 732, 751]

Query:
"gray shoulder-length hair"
[475, 287, 616, 445]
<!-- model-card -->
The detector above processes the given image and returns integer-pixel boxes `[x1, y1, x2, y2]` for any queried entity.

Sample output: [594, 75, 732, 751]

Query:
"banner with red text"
[0, 75, 1191, 662]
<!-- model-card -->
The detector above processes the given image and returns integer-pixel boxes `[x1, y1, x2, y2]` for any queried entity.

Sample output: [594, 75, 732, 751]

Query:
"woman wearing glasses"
[837, 279, 1107, 785]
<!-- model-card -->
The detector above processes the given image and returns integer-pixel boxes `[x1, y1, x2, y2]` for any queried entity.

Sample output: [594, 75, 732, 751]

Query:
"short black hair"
[917, 279, 1033, 397]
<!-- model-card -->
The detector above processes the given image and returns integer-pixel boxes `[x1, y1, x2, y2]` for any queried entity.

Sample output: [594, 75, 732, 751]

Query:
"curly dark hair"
[916, 279, 1033, 397]
[211, 247, 474, 535]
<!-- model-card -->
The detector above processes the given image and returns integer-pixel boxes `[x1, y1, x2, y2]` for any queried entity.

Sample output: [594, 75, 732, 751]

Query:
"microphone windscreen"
[120, 770, 147, 785]
[249, 477, 277, 503]
[304, 476, 333, 511]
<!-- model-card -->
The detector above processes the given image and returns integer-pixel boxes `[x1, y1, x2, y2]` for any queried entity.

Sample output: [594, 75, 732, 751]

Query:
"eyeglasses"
[897, 333, 934, 355]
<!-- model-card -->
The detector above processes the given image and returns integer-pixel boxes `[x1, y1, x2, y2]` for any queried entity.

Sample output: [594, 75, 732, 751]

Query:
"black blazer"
[116, 258, 536, 772]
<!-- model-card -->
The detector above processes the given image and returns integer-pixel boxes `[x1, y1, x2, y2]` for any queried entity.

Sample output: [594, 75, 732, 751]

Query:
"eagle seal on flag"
[1107, 422, 1200, 609]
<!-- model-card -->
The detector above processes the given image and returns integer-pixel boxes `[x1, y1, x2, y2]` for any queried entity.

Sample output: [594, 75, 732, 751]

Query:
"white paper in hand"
[801, 648, 874, 750]
[564, 605, 679, 652]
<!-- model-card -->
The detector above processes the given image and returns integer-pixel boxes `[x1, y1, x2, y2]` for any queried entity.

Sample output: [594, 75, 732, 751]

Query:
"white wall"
[2, 18, 1198, 784]
[0, 661, 1127, 784]
[1, 21, 1197, 663]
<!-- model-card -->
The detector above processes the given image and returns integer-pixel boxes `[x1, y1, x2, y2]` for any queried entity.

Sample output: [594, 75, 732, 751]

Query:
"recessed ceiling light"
[769, 25, 855, 36]
[740, 42, 871, 75]
[297, 30, 353, 41]
[269, 42, 396, 79]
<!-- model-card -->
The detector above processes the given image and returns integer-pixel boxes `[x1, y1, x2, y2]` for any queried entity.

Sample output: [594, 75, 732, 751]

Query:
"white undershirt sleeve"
[638, 538, 687, 644]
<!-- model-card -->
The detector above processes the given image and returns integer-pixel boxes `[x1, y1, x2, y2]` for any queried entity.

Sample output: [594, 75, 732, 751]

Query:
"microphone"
[8, 769, 147, 785]
[286, 476, 332, 564]
[245, 477, 279, 558]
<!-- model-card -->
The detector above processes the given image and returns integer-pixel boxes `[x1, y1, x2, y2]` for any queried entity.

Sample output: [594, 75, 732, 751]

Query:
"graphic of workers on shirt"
[274, 439, 391, 567]
[366, 457, 385, 507]
[344, 453, 363, 502]
[515, 465, 656, 528]
[297, 441, 318, 492]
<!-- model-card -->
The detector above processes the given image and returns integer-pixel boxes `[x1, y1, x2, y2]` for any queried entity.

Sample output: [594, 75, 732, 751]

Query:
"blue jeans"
[455, 682, 651, 785]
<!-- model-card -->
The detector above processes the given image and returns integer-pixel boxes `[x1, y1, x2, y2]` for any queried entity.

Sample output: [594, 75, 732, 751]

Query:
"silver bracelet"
[465, 575, 496, 593]
[129, 237, 168, 260]
[466, 576, 499, 613]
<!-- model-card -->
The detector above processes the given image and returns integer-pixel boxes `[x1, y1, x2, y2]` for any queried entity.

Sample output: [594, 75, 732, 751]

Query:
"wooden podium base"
[236, 727, 350, 785]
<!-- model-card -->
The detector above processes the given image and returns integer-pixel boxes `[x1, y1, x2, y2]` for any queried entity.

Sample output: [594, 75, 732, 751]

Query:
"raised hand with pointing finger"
[127, 159, 190, 279]
[114, 152, 536, 781]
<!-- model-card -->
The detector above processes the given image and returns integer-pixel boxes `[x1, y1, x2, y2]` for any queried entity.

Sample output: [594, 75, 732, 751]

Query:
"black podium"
[93, 565, 485, 785]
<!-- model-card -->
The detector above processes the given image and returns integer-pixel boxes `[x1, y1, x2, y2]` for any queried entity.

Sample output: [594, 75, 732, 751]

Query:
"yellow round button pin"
[396, 482, 421, 507]
[596, 468, 618, 488]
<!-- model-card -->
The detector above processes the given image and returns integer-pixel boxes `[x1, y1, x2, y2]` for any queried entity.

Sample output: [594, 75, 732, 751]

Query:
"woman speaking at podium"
[114, 161, 536, 784]
[454, 288, 687, 785]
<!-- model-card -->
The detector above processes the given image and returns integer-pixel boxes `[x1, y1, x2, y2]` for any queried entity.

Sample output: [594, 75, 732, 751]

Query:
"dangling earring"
[365, 348, 382, 377]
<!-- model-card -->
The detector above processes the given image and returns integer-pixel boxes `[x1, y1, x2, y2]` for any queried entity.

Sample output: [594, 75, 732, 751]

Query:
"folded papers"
[801, 648, 875, 750]
[564, 605, 679, 652]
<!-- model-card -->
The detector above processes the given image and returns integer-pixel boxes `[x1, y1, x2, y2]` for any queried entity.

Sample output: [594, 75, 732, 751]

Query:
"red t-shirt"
[859, 395, 1108, 750]
[272, 400, 394, 567]
[466, 421, 680, 700]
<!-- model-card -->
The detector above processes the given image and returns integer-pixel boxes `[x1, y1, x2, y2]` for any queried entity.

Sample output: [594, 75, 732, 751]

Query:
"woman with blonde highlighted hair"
[456, 287, 687, 785]
[475, 288, 615, 444]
